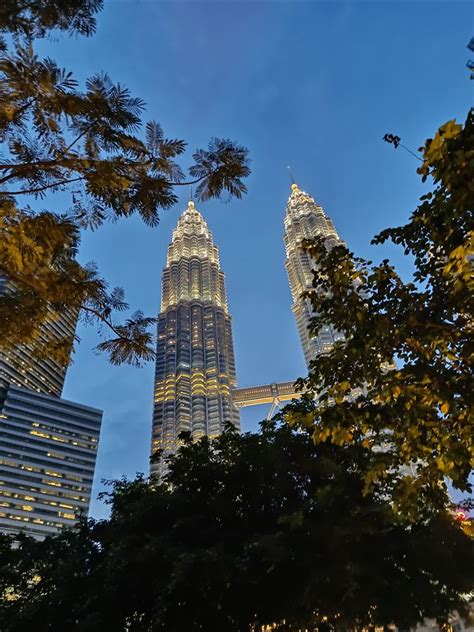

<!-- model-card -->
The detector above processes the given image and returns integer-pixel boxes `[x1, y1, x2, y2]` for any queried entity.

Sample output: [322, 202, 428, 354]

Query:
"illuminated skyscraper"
[150, 200, 239, 475]
[0, 384, 101, 539]
[284, 183, 345, 367]
[0, 280, 102, 539]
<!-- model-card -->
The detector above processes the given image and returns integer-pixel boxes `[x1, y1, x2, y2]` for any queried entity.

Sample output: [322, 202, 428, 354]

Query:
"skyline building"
[150, 200, 240, 476]
[0, 385, 101, 539]
[284, 182, 345, 367]
[0, 280, 103, 539]
[0, 277, 77, 397]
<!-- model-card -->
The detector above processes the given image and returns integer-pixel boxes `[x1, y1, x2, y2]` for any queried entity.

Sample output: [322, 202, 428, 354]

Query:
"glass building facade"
[0, 385, 101, 539]
[0, 279, 103, 539]
[284, 183, 345, 367]
[0, 277, 77, 397]
[150, 201, 239, 476]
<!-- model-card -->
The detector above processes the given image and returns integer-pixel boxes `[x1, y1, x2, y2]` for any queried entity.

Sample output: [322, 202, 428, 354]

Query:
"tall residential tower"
[150, 201, 239, 475]
[284, 183, 345, 367]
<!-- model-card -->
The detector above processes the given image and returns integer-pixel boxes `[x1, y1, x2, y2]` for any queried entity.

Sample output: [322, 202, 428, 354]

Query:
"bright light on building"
[150, 200, 240, 477]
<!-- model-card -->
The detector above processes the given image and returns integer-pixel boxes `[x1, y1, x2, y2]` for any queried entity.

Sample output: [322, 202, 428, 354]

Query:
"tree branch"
[80, 305, 125, 338]
[4, 97, 36, 124]
[63, 122, 97, 154]
[0, 172, 17, 185]
[169, 174, 214, 187]
[0, 159, 89, 170]
[81, 304, 154, 356]
[0, 163, 213, 196]
[0, 156, 151, 172]
[2, 176, 85, 196]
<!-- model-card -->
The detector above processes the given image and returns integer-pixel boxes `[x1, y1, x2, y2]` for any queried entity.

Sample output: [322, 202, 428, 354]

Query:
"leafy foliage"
[0, 201, 156, 367]
[0, 422, 472, 631]
[0, 0, 103, 43]
[0, 523, 103, 630]
[285, 110, 473, 512]
[0, 1, 250, 367]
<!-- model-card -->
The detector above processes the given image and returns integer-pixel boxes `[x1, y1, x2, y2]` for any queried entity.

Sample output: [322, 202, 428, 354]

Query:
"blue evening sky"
[36, 1, 472, 518]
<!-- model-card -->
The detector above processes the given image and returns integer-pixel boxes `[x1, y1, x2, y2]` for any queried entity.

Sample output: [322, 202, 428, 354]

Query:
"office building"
[0, 384, 101, 538]
[0, 278, 102, 539]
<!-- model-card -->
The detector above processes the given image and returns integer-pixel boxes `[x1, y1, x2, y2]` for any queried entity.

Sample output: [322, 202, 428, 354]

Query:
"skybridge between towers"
[231, 381, 303, 420]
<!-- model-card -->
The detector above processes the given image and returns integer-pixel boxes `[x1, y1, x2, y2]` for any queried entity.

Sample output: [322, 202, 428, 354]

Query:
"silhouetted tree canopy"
[0, 0, 103, 43]
[0, 0, 250, 367]
[285, 110, 473, 512]
[0, 422, 472, 631]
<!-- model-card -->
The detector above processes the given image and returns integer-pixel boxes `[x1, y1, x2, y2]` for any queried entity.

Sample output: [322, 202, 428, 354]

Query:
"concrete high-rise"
[150, 200, 239, 475]
[284, 183, 345, 367]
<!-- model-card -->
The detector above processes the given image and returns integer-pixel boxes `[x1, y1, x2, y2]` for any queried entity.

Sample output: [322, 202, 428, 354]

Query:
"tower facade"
[0, 279, 102, 539]
[0, 385, 101, 539]
[284, 183, 345, 367]
[150, 201, 239, 475]
[0, 277, 77, 397]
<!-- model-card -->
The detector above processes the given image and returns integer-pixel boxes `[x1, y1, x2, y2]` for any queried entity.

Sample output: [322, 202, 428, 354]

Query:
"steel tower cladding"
[284, 183, 345, 367]
[150, 200, 240, 474]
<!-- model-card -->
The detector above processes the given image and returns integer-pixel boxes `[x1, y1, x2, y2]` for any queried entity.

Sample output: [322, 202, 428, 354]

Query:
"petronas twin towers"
[284, 183, 345, 365]
[150, 183, 344, 473]
[150, 201, 239, 474]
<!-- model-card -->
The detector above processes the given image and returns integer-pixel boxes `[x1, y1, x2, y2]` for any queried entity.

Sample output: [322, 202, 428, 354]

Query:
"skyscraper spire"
[150, 201, 239, 476]
[283, 182, 345, 367]
[287, 165, 296, 185]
